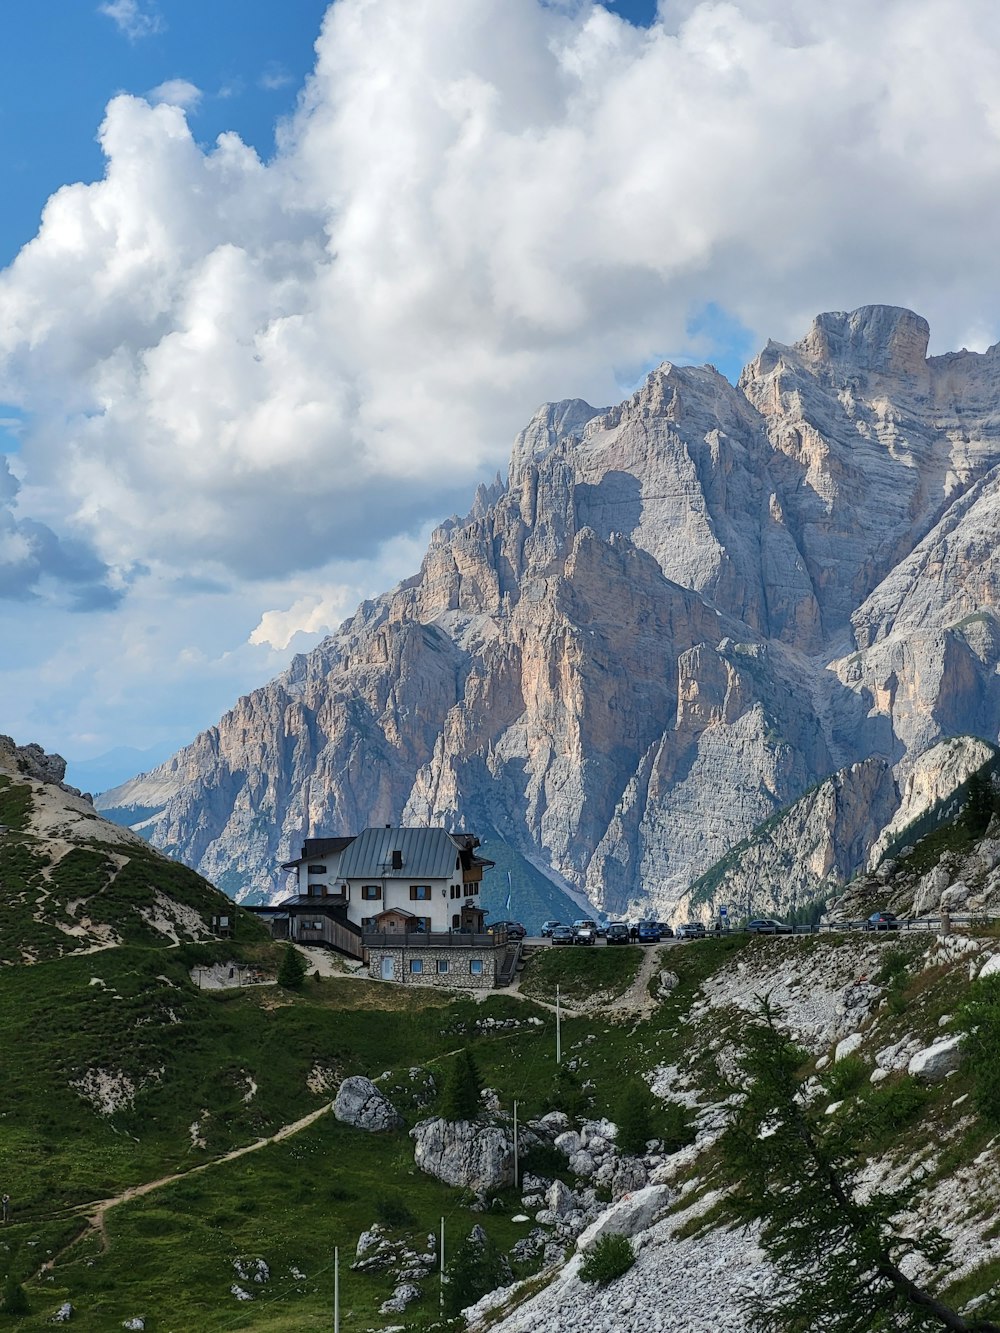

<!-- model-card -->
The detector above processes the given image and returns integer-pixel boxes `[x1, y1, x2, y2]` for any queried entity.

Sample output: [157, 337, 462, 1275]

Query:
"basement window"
[409, 959, 424, 975]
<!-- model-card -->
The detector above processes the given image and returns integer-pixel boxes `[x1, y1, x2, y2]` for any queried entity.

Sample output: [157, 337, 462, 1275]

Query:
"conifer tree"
[616, 1079, 655, 1155]
[721, 999, 1000, 1333]
[0, 1274, 29, 1315]
[277, 943, 308, 989]
[441, 1048, 483, 1122]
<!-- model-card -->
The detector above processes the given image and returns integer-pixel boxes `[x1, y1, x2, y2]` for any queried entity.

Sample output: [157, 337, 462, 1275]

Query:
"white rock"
[908, 1035, 964, 1082]
[575, 1185, 671, 1253]
[334, 1076, 403, 1132]
[834, 1033, 863, 1062]
[978, 953, 1000, 980]
[869, 1068, 890, 1084]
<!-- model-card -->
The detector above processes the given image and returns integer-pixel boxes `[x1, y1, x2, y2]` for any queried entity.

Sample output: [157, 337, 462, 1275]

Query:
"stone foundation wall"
[367, 946, 503, 988]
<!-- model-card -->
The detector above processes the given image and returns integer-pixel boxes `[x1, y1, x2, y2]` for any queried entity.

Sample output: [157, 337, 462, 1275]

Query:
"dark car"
[491, 920, 527, 940]
[675, 921, 707, 939]
[540, 920, 561, 937]
[550, 925, 575, 945]
[657, 922, 675, 938]
[606, 923, 631, 945]
[865, 911, 900, 932]
[637, 920, 661, 943]
[746, 918, 792, 935]
[572, 920, 597, 945]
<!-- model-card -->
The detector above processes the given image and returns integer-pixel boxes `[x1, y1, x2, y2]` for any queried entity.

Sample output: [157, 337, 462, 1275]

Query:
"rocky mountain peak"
[98, 304, 1000, 918]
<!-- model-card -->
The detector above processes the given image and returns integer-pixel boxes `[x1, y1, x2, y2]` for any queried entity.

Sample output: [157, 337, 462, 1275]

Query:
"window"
[361, 885, 382, 900]
[362, 917, 375, 931]
[463, 883, 479, 897]
[409, 885, 431, 901]
[414, 916, 432, 932]
[450, 884, 461, 900]
[469, 959, 484, 976]
[308, 884, 322, 897]
[308, 864, 326, 874]
[437, 959, 450, 974]
[451, 914, 461, 928]
[409, 958, 423, 975]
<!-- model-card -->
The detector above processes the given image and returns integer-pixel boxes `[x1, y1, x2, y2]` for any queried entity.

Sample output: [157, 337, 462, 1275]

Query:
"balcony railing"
[362, 929, 507, 949]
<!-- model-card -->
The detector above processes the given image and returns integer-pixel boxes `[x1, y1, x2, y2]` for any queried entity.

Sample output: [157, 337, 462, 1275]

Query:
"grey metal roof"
[337, 826, 467, 880]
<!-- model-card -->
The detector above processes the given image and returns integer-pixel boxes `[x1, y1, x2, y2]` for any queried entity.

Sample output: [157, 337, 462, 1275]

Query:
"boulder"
[334, 1076, 403, 1132]
[379, 1283, 421, 1314]
[575, 1184, 671, 1253]
[410, 1118, 514, 1191]
[834, 1033, 863, 1062]
[554, 1130, 582, 1157]
[978, 953, 1000, 981]
[907, 1035, 964, 1082]
[546, 1178, 576, 1218]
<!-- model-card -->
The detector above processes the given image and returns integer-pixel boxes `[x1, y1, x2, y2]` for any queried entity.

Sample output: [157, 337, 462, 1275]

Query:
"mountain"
[0, 734, 250, 960]
[98, 306, 1000, 916]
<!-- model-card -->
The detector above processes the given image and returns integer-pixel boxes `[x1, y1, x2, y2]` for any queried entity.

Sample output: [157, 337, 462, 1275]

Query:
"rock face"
[410, 1117, 514, 1192]
[97, 306, 1000, 917]
[333, 1077, 403, 1132]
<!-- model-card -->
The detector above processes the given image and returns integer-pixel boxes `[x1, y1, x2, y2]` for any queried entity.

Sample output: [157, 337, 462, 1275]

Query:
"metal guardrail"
[362, 930, 508, 949]
[734, 911, 1000, 937]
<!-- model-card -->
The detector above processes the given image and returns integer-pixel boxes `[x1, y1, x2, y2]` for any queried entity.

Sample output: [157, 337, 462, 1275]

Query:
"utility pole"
[440, 1216, 446, 1313]
[513, 1099, 519, 1190]
[556, 984, 562, 1064]
[333, 1246, 340, 1332]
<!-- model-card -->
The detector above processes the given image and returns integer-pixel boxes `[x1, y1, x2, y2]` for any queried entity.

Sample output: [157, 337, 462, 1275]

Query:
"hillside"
[98, 304, 1000, 920]
[3, 742, 1000, 1329]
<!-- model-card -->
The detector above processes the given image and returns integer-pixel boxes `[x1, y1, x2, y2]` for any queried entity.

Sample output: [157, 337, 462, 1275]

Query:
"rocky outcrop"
[410, 1117, 514, 1192]
[333, 1077, 402, 1132]
[98, 306, 1000, 917]
[908, 1036, 964, 1082]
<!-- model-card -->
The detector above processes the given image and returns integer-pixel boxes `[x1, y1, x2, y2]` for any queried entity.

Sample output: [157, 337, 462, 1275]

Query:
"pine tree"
[441, 1048, 482, 1122]
[277, 943, 308, 990]
[720, 998, 1000, 1333]
[443, 1228, 511, 1317]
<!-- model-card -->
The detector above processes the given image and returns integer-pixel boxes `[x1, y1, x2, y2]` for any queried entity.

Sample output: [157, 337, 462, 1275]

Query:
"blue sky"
[0, 2, 330, 267]
[2, 0, 999, 786]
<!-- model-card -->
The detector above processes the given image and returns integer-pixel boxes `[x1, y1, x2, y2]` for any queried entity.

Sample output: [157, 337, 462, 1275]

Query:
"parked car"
[550, 925, 575, 945]
[746, 918, 792, 935]
[657, 922, 675, 938]
[865, 911, 900, 932]
[606, 923, 631, 945]
[572, 919, 598, 945]
[540, 920, 561, 937]
[490, 920, 527, 940]
[675, 922, 707, 939]
[637, 920, 661, 943]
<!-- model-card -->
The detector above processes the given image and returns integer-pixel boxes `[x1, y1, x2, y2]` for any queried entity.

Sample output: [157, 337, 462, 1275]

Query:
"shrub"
[579, 1234, 635, 1286]
[0, 1275, 29, 1315]
[660, 1100, 696, 1154]
[443, 1229, 511, 1316]
[958, 973, 1000, 1126]
[822, 1054, 868, 1101]
[376, 1194, 416, 1229]
[616, 1080, 655, 1155]
[854, 1078, 929, 1146]
[519, 1140, 568, 1182]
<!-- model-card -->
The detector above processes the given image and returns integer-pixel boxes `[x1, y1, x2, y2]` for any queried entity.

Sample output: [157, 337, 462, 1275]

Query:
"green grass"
[517, 945, 643, 1005]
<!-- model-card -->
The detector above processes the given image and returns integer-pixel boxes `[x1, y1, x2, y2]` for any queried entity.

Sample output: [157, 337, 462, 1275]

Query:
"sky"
[3, 0, 1000, 789]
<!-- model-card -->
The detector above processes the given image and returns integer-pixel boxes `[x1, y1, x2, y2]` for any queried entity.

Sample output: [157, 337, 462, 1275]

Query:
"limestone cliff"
[98, 307, 1000, 913]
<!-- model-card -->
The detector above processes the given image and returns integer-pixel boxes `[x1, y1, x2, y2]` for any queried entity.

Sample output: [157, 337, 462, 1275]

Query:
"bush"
[443, 1229, 511, 1316]
[549, 1063, 589, 1119]
[616, 1080, 655, 1155]
[822, 1054, 868, 1101]
[579, 1234, 635, 1286]
[376, 1194, 416, 1229]
[660, 1100, 696, 1154]
[959, 973, 1000, 1125]
[0, 1275, 29, 1315]
[854, 1077, 929, 1146]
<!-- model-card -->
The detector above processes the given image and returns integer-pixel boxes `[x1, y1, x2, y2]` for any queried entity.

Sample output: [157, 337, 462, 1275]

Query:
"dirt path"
[506, 943, 676, 1020]
[41, 1103, 334, 1268]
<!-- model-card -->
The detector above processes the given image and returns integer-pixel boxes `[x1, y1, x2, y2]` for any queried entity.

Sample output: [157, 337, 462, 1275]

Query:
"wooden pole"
[556, 984, 562, 1064]
[334, 1246, 339, 1332]
[513, 1098, 519, 1190]
[440, 1216, 445, 1313]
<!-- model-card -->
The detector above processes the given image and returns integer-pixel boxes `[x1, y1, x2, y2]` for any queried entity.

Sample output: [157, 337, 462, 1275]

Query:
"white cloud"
[8, 0, 1000, 749]
[98, 0, 164, 41]
[250, 592, 352, 650]
[148, 79, 202, 111]
[259, 64, 294, 92]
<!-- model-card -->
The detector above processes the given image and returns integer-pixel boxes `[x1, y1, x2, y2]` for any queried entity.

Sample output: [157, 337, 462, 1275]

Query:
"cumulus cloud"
[7, 0, 1000, 603]
[250, 591, 355, 650]
[0, 457, 123, 609]
[148, 79, 202, 111]
[98, 0, 164, 40]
